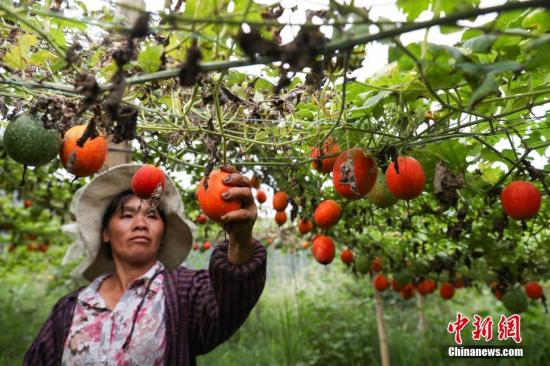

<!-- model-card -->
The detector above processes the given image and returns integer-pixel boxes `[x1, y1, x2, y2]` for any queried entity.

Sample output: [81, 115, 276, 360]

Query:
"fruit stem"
[406, 200, 412, 226]
[19, 165, 27, 187]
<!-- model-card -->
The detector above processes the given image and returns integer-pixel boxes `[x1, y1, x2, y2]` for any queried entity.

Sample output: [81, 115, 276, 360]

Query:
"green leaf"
[184, 0, 216, 17]
[253, 78, 273, 92]
[479, 162, 503, 185]
[467, 71, 498, 109]
[29, 49, 58, 68]
[50, 17, 87, 31]
[461, 29, 483, 41]
[294, 102, 317, 120]
[439, 25, 462, 34]
[48, 26, 66, 48]
[396, 0, 430, 21]
[137, 44, 164, 73]
[350, 90, 392, 118]
[1, 34, 38, 70]
[428, 140, 469, 171]
[457, 60, 522, 76]
[226, 71, 246, 87]
[522, 9, 550, 32]
[18, 34, 38, 56]
[158, 96, 182, 114]
[434, 0, 479, 15]
[2, 46, 26, 69]
[524, 34, 550, 70]
[462, 34, 497, 54]
[428, 43, 466, 61]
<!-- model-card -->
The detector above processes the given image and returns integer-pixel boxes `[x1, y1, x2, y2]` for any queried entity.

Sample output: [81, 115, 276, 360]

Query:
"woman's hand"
[219, 165, 257, 264]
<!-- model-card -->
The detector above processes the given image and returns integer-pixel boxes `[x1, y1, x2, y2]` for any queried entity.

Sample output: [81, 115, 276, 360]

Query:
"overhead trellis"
[0, 0, 549, 176]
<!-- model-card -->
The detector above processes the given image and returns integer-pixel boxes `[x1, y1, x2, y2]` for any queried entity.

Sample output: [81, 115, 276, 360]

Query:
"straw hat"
[61, 164, 196, 281]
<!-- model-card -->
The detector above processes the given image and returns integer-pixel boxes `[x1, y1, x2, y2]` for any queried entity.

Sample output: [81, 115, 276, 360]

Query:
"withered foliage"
[179, 44, 202, 87]
[433, 161, 464, 211]
[236, 26, 330, 93]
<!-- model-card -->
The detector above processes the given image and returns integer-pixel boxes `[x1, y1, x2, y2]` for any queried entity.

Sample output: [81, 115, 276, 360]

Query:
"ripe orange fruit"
[340, 249, 353, 265]
[131, 164, 166, 199]
[196, 213, 208, 224]
[273, 192, 289, 211]
[490, 282, 504, 300]
[525, 281, 543, 299]
[400, 283, 415, 300]
[371, 257, 383, 272]
[60, 125, 107, 177]
[313, 199, 341, 228]
[302, 241, 310, 250]
[312, 235, 335, 265]
[250, 174, 261, 189]
[373, 274, 389, 291]
[501, 181, 541, 220]
[24, 199, 33, 208]
[440, 282, 455, 300]
[256, 190, 267, 204]
[417, 279, 436, 295]
[202, 241, 212, 251]
[454, 277, 465, 289]
[332, 148, 377, 199]
[310, 138, 341, 173]
[275, 211, 287, 226]
[298, 218, 313, 234]
[385, 156, 425, 200]
[38, 243, 49, 253]
[196, 170, 242, 222]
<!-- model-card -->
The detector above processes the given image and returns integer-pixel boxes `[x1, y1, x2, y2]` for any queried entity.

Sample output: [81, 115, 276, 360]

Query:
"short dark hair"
[100, 189, 167, 258]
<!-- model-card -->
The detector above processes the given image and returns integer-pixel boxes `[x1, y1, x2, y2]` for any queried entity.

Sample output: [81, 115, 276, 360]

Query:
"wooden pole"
[102, 137, 132, 171]
[416, 292, 427, 333]
[374, 290, 391, 366]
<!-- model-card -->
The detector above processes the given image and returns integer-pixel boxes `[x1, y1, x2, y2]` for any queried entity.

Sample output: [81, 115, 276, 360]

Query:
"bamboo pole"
[374, 290, 390, 366]
[416, 292, 427, 334]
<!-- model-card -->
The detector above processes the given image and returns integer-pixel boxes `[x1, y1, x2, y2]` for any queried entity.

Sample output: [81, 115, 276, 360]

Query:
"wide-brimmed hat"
[61, 164, 196, 282]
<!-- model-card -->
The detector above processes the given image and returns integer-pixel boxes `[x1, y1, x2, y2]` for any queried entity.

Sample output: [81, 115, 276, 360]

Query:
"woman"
[24, 164, 267, 365]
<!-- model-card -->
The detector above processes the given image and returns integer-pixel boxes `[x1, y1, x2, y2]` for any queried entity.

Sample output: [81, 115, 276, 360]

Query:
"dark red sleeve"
[186, 239, 267, 355]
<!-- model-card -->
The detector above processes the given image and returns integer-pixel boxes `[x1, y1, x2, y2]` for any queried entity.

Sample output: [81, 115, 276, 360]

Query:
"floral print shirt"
[61, 261, 166, 366]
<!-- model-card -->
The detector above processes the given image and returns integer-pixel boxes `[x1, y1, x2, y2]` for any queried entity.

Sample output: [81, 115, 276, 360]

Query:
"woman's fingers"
[221, 187, 254, 205]
[220, 165, 238, 174]
[222, 173, 251, 187]
[220, 208, 257, 223]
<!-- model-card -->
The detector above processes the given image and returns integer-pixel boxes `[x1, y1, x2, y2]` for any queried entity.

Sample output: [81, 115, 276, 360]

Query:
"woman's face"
[102, 195, 165, 267]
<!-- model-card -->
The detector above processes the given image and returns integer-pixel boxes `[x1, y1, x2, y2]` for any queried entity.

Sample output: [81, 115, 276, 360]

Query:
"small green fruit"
[367, 168, 398, 207]
[355, 255, 370, 274]
[3, 113, 61, 166]
[501, 288, 528, 314]
[394, 269, 412, 287]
